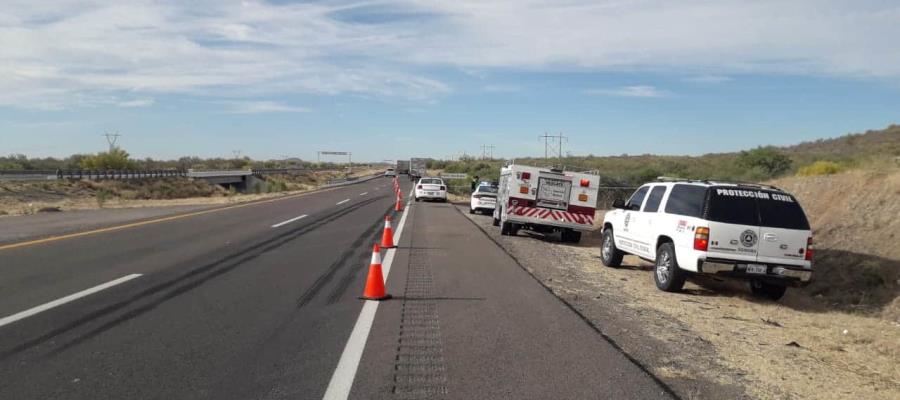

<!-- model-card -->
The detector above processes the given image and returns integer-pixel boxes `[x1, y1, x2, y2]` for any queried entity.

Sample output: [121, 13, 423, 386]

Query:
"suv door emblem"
[740, 230, 758, 247]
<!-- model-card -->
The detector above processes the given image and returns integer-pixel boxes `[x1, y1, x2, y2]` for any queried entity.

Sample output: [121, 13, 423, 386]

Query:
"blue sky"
[1, 1, 899, 162]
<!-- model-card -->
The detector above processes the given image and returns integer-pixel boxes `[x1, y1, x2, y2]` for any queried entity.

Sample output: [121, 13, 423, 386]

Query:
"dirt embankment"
[455, 167, 900, 400]
[771, 170, 900, 319]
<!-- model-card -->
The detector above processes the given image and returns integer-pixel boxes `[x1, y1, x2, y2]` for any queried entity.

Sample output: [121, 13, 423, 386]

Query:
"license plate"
[426, 191, 435, 195]
[746, 264, 767, 274]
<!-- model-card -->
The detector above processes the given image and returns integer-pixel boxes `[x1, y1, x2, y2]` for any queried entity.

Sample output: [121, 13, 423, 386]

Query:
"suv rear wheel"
[600, 229, 624, 267]
[749, 280, 787, 301]
[654, 243, 686, 292]
[492, 208, 501, 226]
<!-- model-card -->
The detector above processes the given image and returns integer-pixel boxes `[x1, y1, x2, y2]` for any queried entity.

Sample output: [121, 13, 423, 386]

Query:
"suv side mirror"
[612, 198, 626, 209]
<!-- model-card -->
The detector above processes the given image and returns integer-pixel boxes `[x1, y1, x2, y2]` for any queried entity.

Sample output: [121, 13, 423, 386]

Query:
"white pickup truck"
[493, 164, 600, 243]
[600, 178, 813, 300]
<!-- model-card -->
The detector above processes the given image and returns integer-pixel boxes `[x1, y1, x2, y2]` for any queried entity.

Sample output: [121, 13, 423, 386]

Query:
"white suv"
[600, 179, 813, 300]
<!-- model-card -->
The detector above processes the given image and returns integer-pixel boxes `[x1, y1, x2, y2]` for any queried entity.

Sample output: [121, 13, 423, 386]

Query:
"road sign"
[440, 173, 468, 179]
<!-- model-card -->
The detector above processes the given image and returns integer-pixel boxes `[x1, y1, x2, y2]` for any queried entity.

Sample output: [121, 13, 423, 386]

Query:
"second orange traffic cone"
[381, 215, 396, 248]
[394, 191, 404, 212]
[359, 244, 391, 301]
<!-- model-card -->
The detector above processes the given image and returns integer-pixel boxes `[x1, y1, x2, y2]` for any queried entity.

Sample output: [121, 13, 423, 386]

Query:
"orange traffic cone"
[360, 243, 391, 301]
[381, 215, 396, 248]
[394, 191, 404, 212]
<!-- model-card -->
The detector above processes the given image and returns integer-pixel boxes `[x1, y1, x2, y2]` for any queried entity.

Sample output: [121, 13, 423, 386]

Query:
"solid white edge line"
[336, 199, 350, 205]
[359, 192, 368, 196]
[322, 187, 413, 400]
[0, 273, 143, 329]
[271, 214, 308, 228]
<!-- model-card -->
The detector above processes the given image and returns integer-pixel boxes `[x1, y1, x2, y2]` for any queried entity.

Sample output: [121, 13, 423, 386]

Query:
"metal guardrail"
[0, 169, 187, 181]
[186, 169, 251, 178]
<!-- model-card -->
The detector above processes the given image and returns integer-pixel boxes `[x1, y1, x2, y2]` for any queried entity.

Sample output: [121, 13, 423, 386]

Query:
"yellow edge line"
[0, 186, 343, 252]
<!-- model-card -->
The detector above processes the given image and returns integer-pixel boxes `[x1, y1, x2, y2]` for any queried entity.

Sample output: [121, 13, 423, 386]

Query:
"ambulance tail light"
[580, 178, 590, 187]
[521, 172, 531, 180]
[694, 227, 710, 251]
[805, 236, 813, 261]
[519, 186, 529, 194]
[578, 194, 588, 202]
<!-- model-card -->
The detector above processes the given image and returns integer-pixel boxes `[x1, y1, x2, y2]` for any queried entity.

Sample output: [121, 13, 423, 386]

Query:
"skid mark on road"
[391, 234, 448, 398]
[0, 196, 388, 361]
[0, 274, 142, 329]
[296, 211, 386, 309]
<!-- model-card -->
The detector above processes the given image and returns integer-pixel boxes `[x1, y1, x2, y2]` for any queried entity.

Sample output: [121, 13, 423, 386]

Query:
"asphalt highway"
[0, 177, 672, 399]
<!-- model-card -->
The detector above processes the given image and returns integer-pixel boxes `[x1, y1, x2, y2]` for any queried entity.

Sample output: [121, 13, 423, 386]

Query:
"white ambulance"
[493, 164, 600, 243]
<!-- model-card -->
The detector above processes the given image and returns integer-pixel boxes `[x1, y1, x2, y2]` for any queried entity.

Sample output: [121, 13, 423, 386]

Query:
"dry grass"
[0, 169, 379, 216]
[573, 168, 900, 399]
[570, 245, 900, 400]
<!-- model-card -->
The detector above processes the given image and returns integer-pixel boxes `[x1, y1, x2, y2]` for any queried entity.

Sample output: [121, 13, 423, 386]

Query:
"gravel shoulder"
[456, 204, 900, 400]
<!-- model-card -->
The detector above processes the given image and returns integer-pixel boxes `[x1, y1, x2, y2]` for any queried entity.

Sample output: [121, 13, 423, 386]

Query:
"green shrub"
[96, 188, 111, 208]
[797, 161, 845, 176]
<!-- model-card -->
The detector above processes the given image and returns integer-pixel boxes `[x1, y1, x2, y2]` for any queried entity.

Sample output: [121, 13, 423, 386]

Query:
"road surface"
[0, 178, 672, 399]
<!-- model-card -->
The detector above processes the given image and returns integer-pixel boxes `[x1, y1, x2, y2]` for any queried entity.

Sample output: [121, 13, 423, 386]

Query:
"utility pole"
[103, 132, 121, 152]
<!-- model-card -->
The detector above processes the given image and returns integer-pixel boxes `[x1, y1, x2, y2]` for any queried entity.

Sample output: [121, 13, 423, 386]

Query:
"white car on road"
[470, 184, 498, 214]
[384, 168, 396, 177]
[414, 177, 447, 202]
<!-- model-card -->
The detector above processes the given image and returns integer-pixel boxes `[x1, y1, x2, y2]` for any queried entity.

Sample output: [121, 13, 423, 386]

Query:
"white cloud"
[1, 1, 899, 109]
[224, 101, 310, 114]
[586, 85, 669, 98]
[116, 98, 155, 108]
[684, 75, 733, 84]
[483, 84, 523, 93]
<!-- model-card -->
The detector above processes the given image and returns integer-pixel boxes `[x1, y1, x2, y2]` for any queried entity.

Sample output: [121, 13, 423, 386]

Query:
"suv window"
[626, 186, 649, 211]
[643, 186, 667, 212]
[758, 192, 810, 230]
[706, 187, 759, 226]
[664, 184, 706, 217]
[705, 187, 810, 230]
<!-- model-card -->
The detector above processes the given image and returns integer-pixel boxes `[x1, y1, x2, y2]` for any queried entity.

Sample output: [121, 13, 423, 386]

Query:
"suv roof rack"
[653, 176, 785, 192]
[654, 176, 711, 184]
[712, 180, 784, 192]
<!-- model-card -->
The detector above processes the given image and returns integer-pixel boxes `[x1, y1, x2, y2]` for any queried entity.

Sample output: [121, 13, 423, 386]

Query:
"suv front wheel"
[654, 242, 686, 292]
[600, 229, 624, 267]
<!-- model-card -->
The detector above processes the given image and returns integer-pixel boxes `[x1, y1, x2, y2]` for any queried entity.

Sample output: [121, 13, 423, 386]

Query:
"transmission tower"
[480, 144, 496, 160]
[538, 132, 567, 159]
[103, 132, 121, 152]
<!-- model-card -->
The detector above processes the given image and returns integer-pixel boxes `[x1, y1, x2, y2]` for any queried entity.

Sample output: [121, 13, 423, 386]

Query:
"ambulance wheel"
[600, 229, 624, 267]
[654, 243, 686, 292]
[492, 209, 501, 226]
[501, 221, 515, 236]
[749, 280, 787, 301]
[561, 229, 582, 243]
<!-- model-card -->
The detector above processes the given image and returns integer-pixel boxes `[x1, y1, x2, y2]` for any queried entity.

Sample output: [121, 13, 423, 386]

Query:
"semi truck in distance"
[410, 158, 427, 181]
